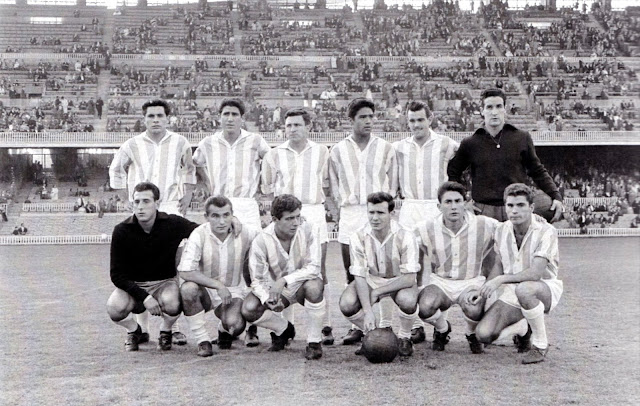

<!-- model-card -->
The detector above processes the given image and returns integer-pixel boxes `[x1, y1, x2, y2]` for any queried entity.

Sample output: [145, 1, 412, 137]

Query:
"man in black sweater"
[107, 182, 199, 352]
[447, 88, 564, 222]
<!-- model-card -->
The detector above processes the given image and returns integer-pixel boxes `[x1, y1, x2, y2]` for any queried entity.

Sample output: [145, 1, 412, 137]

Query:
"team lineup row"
[106, 91, 564, 364]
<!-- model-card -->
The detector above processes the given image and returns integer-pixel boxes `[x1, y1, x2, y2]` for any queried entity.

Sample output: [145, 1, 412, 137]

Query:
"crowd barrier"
[564, 197, 619, 208]
[1, 131, 638, 147]
[1, 228, 639, 245]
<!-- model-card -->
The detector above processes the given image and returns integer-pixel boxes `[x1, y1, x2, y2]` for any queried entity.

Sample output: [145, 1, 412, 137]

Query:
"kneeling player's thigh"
[476, 300, 523, 342]
[107, 288, 139, 319]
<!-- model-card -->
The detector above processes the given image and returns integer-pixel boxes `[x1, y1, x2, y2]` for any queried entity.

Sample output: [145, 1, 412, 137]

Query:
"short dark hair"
[271, 194, 302, 220]
[367, 191, 395, 212]
[142, 99, 171, 116]
[219, 98, 245, 116]
[348, 98, 375, 120]
[204, 195, 233, 215]
[481, 88, 506, 107]
[133, 182, 160, 201]
[284, 108, 311, 125]
[406, 100, 432, 117]
[437, 181, 468, 203]
[504, 183, 534, 204]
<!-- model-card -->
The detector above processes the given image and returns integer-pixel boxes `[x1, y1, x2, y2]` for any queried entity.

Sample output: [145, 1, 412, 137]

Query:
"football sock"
[322, 290, 332, 328]
[398, 308, 418, 340]
[497, 318, 528, 342]
[522, 302, 547, 349]
[116, 314, 139, 333]
[186, 311, 210, 344]
[136, 311, 149, 334]
[254, 310, 288, 335]
[304, 299, 326, 343]
[463, 314, 479, 335]
[282, 305, 295, 324]
[217, 321, 229, 334]
[424, 309, 449, 333]
[171, 318, 181, 333]
[378, 296, 394, 328]
[411, 315, 425, 331]
[160, 313, 180, 332]
[346, 309, 366, 332]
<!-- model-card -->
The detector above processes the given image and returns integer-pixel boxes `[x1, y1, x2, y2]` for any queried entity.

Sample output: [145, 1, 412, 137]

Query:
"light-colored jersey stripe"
[109, 131, 196, 203]
[415, 212, 498, 280]
[349, 221, 420, 279]
[178, 223, 258, 287]
[393, 131, 458, 200]
[249, 221, 321, 303]
[493, 216, 560, 280]
[193, 129, 270, 198]
[328, 135, 398, 207]
[261, 140, 329, 204]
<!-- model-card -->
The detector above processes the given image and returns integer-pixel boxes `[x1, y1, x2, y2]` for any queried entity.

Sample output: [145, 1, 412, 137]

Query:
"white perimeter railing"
[1, 228, 639, 245]
[1, 131, 639, 147]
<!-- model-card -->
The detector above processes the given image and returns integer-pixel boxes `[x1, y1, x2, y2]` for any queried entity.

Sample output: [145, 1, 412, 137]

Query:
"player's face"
[367, 201, 392, 233]
[438, 191, 465, 222]
[407, 109, 431, 139]
[220, 106, 243, 135]
[144, 106, 168, 137]
[505, 195, 534, 226]
[284, 115, 308, 143]
[273, 208, 302, 239]
[132, 190, 159, 223]
[482, 96, 506, 130]
[351, 107, 374, 137]
[205, 204, 233, 237]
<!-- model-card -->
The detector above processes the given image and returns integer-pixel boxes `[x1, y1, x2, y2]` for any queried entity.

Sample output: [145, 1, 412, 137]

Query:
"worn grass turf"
[1, 238, 639, 406]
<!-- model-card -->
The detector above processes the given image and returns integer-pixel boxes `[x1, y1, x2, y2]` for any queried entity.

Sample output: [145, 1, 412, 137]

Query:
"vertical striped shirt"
[414, 212, 498, 280]
[349, 221, 420, 279]
[261, 140, 330, 204]
[328, 135, 398, 207]
[493, 215, 560, 280]
[193, 129, 270, 198]
[249, 221, 321, 303]
[393, 130, 459, 199]
[109, 130, 196, 203]
[177, 222, 258, 287]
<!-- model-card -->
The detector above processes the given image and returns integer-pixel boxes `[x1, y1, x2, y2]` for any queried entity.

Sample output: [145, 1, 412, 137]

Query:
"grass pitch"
[1, 238, 639, 406]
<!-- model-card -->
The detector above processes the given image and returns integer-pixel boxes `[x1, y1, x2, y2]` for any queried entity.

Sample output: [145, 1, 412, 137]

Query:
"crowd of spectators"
[0, 99, 95, 133]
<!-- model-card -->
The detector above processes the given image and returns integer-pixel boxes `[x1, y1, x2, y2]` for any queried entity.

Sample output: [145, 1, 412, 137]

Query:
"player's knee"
[395, 290, 418, 314]
[461, 302, 484, 322]
[417, 295, 439, 319]
[180, 281, 201, 303]
[223, 316, 246, 337]
[159, 293, 182, 316]
[339, 290, 359, 317]
[106, 291, 129, 321]
[241, 295, 263, 322]
[515, 282, 538, 303]
[304, 279, 324, 303]
[474, 321, 498, 344]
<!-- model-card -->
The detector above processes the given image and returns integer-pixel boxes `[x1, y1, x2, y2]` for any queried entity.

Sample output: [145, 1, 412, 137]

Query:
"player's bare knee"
[418, 295, 439, 319]
[303, 279, 325, 303]
[461, 302, 484, 322]
[475, 322, 498, 344]
[180, 281, 201, 304]
[339, 292, 359, 317]
[515, 282, 539, 304]
[241, 295, 264, 322]
[223, 317, 246, 337]
[395, 290, 418, 314]
[106, 291, 130, 321]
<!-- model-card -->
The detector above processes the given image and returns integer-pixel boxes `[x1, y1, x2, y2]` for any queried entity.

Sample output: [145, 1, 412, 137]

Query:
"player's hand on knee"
[462, 289, 482, 306]
[218, 287, 232, 306]
[266, 298, 285, 313]
[143, 295, 162, 316]
[480, 279, 501, 299]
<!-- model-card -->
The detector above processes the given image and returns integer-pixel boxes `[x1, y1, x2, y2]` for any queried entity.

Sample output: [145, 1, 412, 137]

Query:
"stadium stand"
[0, 0, 639, 241]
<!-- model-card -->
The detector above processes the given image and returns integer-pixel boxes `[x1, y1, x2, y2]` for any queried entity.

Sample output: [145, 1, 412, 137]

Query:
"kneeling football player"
[107, 182, 200, 352]
[475, 183, 563, 364]
[414, 182, 498, 354]
[241, 194, 327, 360]
[339, 192, 420, 357]
[178, 196, 258, 357]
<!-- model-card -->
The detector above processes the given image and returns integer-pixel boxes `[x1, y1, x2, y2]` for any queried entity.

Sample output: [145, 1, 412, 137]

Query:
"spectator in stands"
[18, 223, 28, 235]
